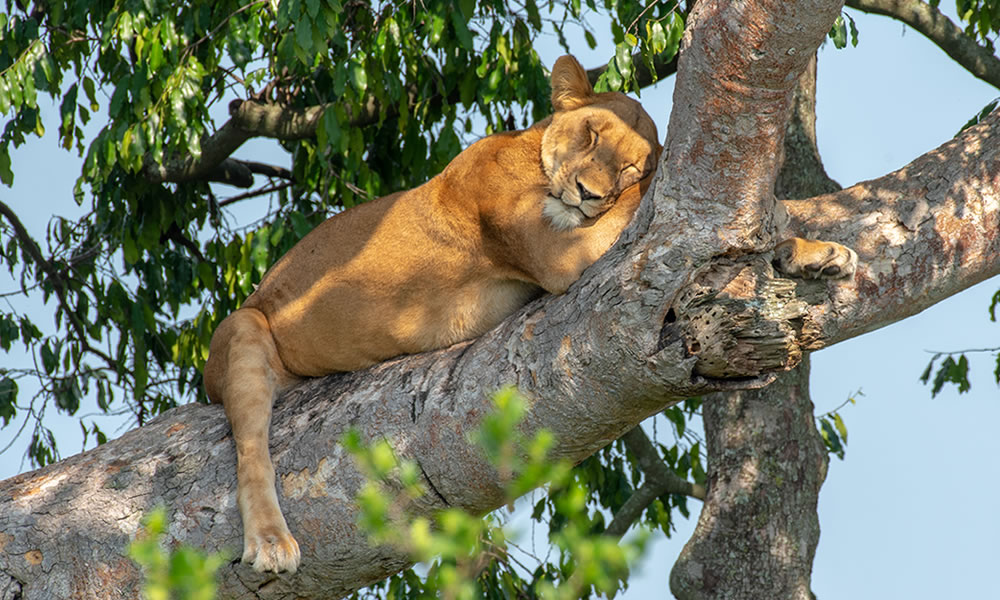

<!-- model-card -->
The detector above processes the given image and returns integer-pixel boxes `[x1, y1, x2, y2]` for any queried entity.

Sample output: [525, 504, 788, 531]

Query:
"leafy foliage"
[959, 97, 1000, 134]
[828, 12, 859, 49]
[949, 0, 1000, 44]
[816, 390, 860, 461]
[0, 0, 685, 467]
[346, 387, 674, 600]
[920, 352, 975, 397]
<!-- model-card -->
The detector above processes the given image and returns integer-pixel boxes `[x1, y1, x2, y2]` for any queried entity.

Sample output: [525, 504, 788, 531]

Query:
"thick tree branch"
[847, 0, 1000, 91]
[142, 101, 327, 187]
[783, 107, 1000, 347]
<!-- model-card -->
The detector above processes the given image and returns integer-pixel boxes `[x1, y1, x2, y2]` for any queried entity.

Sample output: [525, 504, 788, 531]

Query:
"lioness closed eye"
[204, 54, 857, 575]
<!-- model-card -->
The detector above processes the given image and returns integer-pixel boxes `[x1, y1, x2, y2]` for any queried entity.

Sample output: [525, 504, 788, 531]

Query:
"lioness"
[204, 55, 856, 574]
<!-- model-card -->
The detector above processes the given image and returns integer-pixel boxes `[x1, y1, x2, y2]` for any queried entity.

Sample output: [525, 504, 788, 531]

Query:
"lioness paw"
[243, 525, 301, 574]
[772, 238, 858, 280]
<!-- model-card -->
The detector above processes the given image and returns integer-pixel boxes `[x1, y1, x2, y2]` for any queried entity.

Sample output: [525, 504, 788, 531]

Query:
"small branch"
[847, 0, 1000, 91]
[605, 426, 706, 539]
[924, 346, 1000, 354]
[241, 160, 293, 180]
[219, 181, 294, 207]
[0, 199, 115, 368]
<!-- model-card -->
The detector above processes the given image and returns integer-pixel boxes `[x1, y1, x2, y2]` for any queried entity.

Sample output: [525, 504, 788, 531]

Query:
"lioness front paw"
[243, 524, 301, 574]
[772, 237, 858, 280]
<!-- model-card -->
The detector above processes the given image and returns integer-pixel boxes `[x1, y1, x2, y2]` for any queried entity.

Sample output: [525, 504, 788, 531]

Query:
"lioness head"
[541, 55, 660, 231]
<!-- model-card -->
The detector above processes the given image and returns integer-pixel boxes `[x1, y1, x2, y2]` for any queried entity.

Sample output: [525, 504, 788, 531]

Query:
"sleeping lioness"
[204, 55, 857, 574]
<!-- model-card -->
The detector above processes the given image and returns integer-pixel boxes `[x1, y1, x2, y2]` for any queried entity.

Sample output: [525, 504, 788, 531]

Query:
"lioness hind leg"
[205, 307, 301, 573]
[772, 237, 858, 280]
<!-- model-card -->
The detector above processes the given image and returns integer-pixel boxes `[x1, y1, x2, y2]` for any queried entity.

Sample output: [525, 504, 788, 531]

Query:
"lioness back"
[237, 78, 659, 377]
[242, 126, 552, 376]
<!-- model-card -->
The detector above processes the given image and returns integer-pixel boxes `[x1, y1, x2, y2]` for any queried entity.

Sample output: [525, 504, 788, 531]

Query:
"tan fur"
[772, 237, 858, 280]
[204, 55, 660, 573]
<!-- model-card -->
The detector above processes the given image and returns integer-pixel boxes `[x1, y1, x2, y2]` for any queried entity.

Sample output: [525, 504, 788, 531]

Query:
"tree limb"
[783, 107, 1000, 346]
[846, 0, 1000, 91]
[0, 199, 115, 367]
[604, 427, 706, 539]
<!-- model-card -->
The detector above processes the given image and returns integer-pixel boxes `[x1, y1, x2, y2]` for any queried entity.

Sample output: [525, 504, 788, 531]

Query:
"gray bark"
[671, 55, 838, 599]
[2, 1, 999, 598]
[672, 358, 827, 600]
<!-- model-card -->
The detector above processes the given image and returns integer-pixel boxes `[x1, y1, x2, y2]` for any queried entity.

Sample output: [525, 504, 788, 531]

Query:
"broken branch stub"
[662, 258, 832, 380]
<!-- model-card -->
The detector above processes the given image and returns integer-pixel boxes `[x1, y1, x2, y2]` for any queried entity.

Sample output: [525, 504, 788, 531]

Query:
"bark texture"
[671, 55, 838, 599]
[2, 1, 999, 598]
[671, 358, 827, 600]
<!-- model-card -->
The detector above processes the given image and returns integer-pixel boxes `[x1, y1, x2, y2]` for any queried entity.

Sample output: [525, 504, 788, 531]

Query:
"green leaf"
[832, 412, 848, 445]
[0, 376, 17, 426]
[928, 354, 971, 397]
[0, 148, 12, 186]
[458, 0, 476, 21]
[647, 20, 667, 55]
[450, 10, 474, 51]
[818, 417, 845, 459]
[41, 340, 58, 374]
[919, 353, 939, 383]
[350, 62, 368, 94]
[604, 59, 622, 92]
[525, 0, 542, 30]
[829, 15, 848, 49]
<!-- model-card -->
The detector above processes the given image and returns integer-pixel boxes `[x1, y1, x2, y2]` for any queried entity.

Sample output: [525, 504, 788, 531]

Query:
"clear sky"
[1, 5, 998, 599]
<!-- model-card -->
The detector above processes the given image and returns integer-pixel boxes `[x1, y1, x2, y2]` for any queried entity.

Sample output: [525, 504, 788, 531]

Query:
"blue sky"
[2, 4, 999, 599]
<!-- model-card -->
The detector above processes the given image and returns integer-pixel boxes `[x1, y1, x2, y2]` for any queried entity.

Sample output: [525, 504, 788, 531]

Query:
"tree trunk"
[672, 55, 836, 599]
[2, 1, 999, 598]
[671, 358, 826, 600]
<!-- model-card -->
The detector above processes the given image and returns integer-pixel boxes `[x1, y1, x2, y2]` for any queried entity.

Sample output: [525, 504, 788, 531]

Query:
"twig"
[218, 181, 293, 207]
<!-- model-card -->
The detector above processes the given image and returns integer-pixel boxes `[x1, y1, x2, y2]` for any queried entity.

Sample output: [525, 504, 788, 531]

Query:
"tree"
[1, 0, 999, 599]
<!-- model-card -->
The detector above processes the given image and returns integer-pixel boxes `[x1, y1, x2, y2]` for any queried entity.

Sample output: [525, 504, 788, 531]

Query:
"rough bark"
[2, 1, 999, 598]
[671, 358, 827, 600]
[671, 55, 838, 599]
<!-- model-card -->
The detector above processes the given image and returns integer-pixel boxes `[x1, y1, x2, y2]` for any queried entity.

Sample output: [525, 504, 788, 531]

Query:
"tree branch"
[605, 427, 705, 539]
[143, 54, 680, 188]
[846, 0, 1000, 91]
[782, 107, 1000, 347]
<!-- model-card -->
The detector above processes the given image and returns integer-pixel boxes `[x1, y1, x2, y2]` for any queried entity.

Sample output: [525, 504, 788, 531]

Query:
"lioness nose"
[576, 181, 600, 202]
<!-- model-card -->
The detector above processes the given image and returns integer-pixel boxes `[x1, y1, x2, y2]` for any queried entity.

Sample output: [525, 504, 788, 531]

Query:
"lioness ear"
[551, 55, 595, 112]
